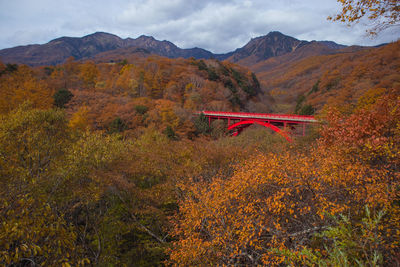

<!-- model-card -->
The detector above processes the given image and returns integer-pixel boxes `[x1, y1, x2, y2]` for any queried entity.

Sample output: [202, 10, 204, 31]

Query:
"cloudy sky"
[0, 0, 398, 53]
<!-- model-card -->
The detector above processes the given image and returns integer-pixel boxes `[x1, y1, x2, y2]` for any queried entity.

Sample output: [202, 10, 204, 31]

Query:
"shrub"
[53, 89, 73, 108]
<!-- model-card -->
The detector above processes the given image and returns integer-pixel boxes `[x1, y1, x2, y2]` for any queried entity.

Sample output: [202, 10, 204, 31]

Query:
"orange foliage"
[169, 92, 400, 265]
[328, 0, 400, 34]
[0, 65, 53, 113]
[68, 105, 90, 131]
[45, 56, 263, 137]
[79, 61, 99, 89]
[254, 41, 400, 113]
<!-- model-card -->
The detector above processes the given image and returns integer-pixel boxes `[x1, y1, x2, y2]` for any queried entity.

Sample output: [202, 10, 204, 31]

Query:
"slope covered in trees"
[252, 40, 399, 113]
[0, 21, 399, 267]
[169, 90, 400, 265]
[0, 56, 270, 139]
[0, 85, 398, 266]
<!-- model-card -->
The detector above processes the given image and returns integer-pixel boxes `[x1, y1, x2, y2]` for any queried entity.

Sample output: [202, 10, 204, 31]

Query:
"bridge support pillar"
[199, 111, 316, 142]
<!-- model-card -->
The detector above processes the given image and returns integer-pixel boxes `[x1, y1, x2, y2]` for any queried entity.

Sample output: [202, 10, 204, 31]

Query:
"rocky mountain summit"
[0, 31, 347, 66]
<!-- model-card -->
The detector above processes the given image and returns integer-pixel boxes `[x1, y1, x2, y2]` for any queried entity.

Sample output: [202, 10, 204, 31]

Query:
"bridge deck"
[200, 111, 317, 123]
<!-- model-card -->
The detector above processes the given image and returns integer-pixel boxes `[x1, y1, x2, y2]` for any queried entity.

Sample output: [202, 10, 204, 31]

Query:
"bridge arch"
[227, 120, 292, 142]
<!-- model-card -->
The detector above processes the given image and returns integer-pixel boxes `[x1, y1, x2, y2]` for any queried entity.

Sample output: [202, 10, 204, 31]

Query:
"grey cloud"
[0, 0, 398, 51]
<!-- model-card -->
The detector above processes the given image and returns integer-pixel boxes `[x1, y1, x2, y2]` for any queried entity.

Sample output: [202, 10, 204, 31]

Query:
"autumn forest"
[1, 0, 399, 266]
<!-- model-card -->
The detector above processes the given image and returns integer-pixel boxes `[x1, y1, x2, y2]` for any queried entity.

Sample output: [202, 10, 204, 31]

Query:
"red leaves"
[319, 91, 400, 169]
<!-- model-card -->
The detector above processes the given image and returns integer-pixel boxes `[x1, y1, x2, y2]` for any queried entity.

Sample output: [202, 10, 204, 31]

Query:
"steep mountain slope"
[253, 41, 399, 113]
[125, 35, 215, 59]
[0, 31, 347, 66]
[0, 32, 216, 66]
[229, 32, 346, 67]
[226, 32, 308, 64]
[89, 35, 217, 63]
[0, 32, 126, 66]
[251, 42, 364, 73]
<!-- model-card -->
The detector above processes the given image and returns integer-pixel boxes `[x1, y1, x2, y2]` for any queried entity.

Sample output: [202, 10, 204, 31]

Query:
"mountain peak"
[266, 31, 285, 36]
[229, 31, 307, 63]
[86, 32, 119, 38]
[0, 31, 347, 66]
[137, 35, 156, 41]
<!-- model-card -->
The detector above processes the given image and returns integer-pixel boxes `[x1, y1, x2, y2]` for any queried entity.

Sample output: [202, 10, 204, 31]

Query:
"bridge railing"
[198, 110, 317, 123]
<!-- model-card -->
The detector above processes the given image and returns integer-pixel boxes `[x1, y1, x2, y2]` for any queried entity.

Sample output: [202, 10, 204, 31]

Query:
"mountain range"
[0, 31, 350, 66]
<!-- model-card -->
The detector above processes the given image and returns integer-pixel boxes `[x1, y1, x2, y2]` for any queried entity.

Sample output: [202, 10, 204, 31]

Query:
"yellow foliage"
[355, 87, 387, 111]
[329, 0, 399, 34]
[148, 99, 180, 129]
[0, 66, 53, 114]
[69, 106, 90, 131]
[0, 195, 84, 266]
[79, 61, 99, 88]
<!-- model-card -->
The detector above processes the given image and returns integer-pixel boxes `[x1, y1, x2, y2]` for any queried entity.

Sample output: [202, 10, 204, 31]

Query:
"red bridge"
[198, 111, 318, 142]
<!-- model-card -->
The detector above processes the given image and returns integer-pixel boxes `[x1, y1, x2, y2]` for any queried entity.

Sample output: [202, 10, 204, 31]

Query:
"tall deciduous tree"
[0, 104, 88, 266]
[0, 66, 53, 114]
[79, 61, 99, 89]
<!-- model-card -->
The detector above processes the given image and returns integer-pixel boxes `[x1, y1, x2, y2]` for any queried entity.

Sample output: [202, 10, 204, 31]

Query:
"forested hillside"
[0, 0, 399, 264]
[1, 42, 399, 265]
[0, 56, 270, 139]
[251, 40, 399, 113]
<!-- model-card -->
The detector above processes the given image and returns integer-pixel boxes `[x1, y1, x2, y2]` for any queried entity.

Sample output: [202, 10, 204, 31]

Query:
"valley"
[0, 6, 399, 265]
